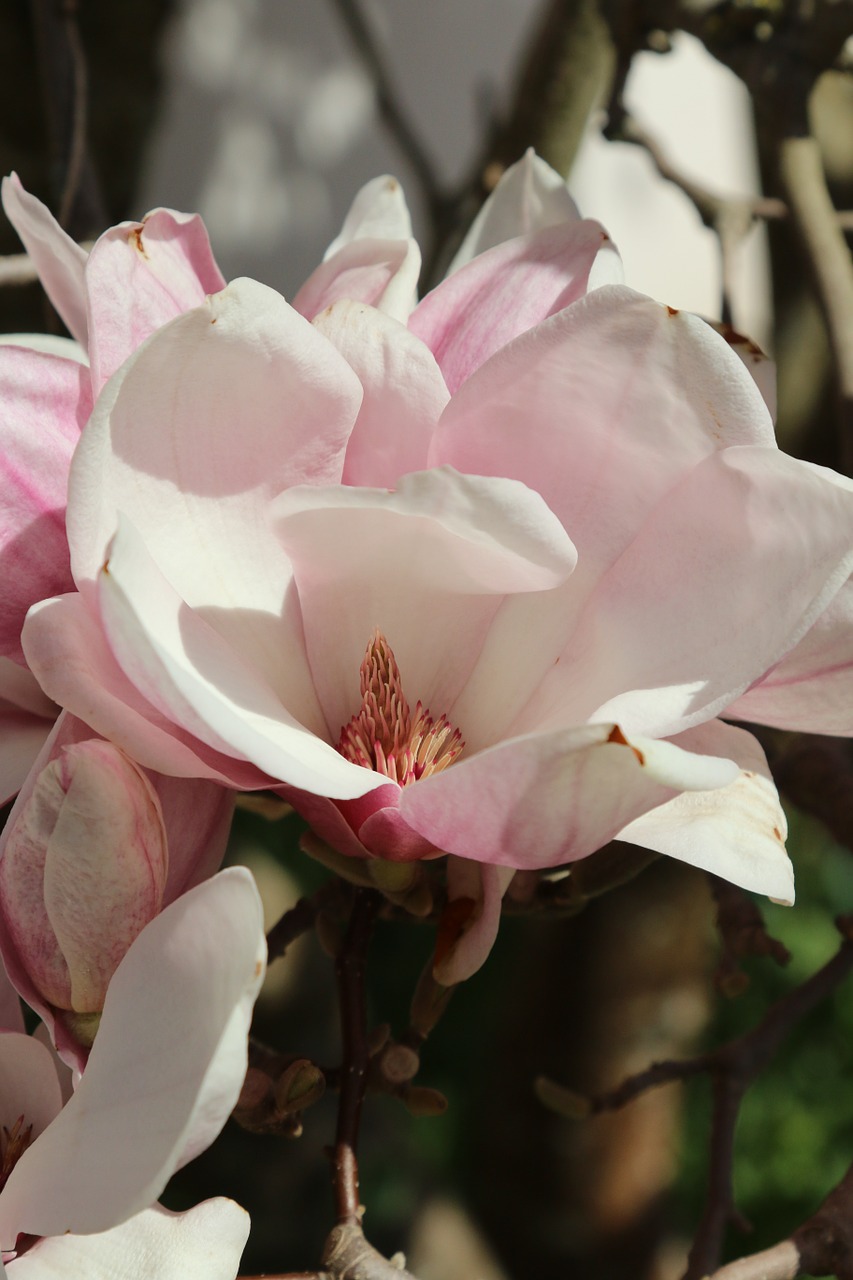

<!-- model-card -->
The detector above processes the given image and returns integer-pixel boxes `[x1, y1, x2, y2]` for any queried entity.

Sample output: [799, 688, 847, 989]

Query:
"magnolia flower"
[0, 714, 234, 1069]
[7, 156, 853, 980]
[0, 868, 265, 1277]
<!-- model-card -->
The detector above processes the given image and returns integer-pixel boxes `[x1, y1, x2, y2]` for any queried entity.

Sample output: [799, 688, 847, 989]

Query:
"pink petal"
[22, 598, 268, 788]
[294, 174, 419, 322]
[516, 447, 853, 740]
[448, 149, 581, 272]
[399, 723, 738, 868]
[315, 301, 448, 486]
[43, 744, 169, 1013]
[66, 277, 361, 704]
[97, 517, 376, 798]
[1, 177, 88, 347]
[86, 209, 226, 392]
[0, 869, 265, 1243]
[155, 776, 235, 904]
[432, 285, 776, 582]
[273, 468, 577, 743]
[293, 237, 420, 324]
[410, 219, 620, 393]
[728, 575, 853, 734]
[5, 1198, 250, 1280]
[433, 860, 515, 985]
[0, 345, 91, 664]
[618, 720, 793, 901]
[0, 1032, 62, 1143]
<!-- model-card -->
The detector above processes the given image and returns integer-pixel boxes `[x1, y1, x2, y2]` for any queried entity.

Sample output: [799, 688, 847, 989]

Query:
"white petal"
[0, 870, 265, 1243]
[618, 720, 793, 902]
[5, 1199, 249, 1280]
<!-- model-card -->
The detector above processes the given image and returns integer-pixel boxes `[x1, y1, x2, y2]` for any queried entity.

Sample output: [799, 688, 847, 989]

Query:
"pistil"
[338, 630, 464, 787]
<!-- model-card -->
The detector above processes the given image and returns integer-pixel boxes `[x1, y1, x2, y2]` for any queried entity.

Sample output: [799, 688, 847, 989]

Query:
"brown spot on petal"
[254, 960, 263, 979]
[434, 897, 476, 969]
[129, 226, 149, 258]
[607, 725, 645, 766]
[666, 304, 678, 316]
[773, 826, 783, 841]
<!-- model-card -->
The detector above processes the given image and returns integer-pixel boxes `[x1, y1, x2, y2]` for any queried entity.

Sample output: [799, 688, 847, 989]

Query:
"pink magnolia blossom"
[0, 714, 234, 1069]
[8, 156, 853, 980]
[0, 868, 265, 1277]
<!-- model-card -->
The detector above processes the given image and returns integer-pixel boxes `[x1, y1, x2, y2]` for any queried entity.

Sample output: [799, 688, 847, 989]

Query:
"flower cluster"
[1, 152, 852, 1272]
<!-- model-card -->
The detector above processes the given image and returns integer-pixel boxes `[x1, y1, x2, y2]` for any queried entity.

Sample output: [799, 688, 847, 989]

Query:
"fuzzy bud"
[0, 740, 169, 1019]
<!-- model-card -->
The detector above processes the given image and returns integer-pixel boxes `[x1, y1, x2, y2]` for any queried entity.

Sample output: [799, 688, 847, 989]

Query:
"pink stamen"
[338, 630, 464, 786]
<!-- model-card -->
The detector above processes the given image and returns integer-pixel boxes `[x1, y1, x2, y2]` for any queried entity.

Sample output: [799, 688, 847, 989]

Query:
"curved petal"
[323, 174, 413, 253]
[516, 447, 853, 740]
[23, 596, 269, 788]
[97, 518, 378, 798]
[86, 209, 226, 392]
[1, 177, 88, 347]
[432, 285, 776, 581]
[273, 468, 577, 741]
[0, 1032, 62, 1140]
[433, 860, 515, 985]
[0, 345, 91, 663]
[296, 174, 419, 322]
[399, 722, 739, 869]
[0, 869, 265, 1244]
[0, 335, 86, 364]
[448, 149, 580, 272]
[728, 575, 853, 735]
[155, 777, 235, 904]
[315, 301, 448, 486]
[67, 276, 362, 615]
[617, 720, 793, 902]
[410, 220, 620, 393]
[293, 237, 420, 324]
[705, 319, 776, 420]
[5, 1199, 250, 1280]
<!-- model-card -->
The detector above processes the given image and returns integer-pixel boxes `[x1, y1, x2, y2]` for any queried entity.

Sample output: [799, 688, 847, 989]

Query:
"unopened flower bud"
[380, 1043, 420, 1085]
[403, 1086, 448, 1118]
[273, 1058, 325, 1114]
[0, 740, 169, 1023]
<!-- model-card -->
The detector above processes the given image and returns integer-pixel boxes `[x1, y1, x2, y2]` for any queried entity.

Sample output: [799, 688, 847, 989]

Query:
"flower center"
[338, 629, 464, 787]
[0, 1114, 34, 1192]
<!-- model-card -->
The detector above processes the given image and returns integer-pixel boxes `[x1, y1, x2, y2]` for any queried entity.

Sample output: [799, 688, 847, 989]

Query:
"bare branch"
[779, 133, 853, 472]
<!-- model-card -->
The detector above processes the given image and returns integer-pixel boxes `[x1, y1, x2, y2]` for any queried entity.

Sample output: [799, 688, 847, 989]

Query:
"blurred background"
[2, 3, 853, 1277]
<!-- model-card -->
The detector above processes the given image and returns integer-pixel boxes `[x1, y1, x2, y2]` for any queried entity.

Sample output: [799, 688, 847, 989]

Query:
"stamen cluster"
[338, 630, 464, 787]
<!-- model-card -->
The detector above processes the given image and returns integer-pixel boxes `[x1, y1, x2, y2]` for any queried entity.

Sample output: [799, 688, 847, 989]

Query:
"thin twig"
[609, 113, 786, 324]
[702, 1239, 802, 1280]
[0, 244, 94, 288]
[331, 887, 379, 1226]
[329, 0, 448, 231]
[56, 0, 88, 229]
[266, 881, 344, 965]
[555, 923, 853, 1278]
[710, 877, 790, 998]
[779, 133, 853, 473]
